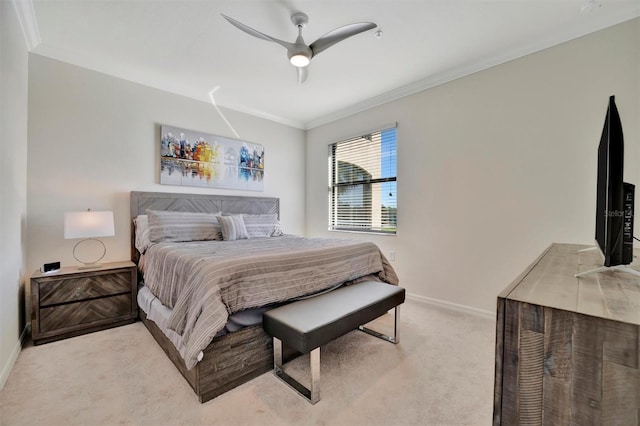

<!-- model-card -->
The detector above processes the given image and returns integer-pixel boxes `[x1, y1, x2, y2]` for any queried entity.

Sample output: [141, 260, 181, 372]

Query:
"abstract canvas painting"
[160, 125, 264, 191]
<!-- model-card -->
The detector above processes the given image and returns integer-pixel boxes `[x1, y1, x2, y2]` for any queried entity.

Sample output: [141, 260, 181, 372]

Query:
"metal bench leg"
[358, 305, 400, 344]
[273, 337, 321, 404]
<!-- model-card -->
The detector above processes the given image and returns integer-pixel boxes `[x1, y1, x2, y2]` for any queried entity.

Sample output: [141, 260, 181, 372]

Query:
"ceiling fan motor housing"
[289, 13, 312, 66]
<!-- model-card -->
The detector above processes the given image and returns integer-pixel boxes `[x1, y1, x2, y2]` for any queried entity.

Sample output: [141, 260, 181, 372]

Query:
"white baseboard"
[406, 292, 495, 320]
[0, 325, 27, 391]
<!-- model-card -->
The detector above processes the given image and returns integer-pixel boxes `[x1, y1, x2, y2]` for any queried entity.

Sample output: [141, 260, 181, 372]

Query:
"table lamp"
[64, 209, 115, 269]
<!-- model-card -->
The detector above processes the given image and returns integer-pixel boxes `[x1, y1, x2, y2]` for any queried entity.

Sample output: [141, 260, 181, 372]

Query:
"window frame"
[327, 124, 397, 235]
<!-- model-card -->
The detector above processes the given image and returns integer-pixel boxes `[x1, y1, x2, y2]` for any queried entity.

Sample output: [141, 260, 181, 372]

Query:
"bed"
[130, 191, 398, 403]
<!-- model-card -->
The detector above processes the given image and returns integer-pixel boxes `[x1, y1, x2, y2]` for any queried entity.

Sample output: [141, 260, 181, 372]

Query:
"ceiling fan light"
[290, 54, 310, 67]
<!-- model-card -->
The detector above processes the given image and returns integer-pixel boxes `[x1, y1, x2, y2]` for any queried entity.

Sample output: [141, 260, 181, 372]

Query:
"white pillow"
[217, 214, 249, 241]
[147, 210, 222, 242]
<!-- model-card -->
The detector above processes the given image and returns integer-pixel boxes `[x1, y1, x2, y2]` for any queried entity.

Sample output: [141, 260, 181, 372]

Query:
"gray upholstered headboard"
[130, 191, 279, 262]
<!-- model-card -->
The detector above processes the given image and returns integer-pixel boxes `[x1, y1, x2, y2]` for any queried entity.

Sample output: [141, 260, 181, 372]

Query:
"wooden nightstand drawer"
[31, 261, 137, 345]
[38, 271, 131, 306]
[39, 293, 132, 333]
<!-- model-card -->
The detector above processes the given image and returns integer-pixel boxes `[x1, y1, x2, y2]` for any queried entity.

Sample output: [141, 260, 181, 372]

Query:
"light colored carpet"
[0, 300, 495, 426]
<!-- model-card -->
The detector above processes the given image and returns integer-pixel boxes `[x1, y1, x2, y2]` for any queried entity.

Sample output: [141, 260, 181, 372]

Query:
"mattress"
[137, 285, 272, 361]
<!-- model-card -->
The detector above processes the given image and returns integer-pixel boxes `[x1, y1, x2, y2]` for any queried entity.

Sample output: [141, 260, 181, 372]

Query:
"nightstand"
[31, 261, 138, 345]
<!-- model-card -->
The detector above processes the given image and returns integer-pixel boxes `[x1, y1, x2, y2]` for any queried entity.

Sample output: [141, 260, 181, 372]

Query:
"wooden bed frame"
[130, 191, 283, 403]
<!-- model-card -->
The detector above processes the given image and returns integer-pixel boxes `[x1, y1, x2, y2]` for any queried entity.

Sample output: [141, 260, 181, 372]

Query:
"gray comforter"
[142, 235, 399, 369]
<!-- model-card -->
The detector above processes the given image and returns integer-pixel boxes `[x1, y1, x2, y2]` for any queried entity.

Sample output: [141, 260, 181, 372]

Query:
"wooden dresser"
[494, 243, 640, 425]
[31, 261, 137, 345]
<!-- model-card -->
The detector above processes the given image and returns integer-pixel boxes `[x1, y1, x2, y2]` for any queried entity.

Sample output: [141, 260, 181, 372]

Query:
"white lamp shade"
[64, 211, 115, 239]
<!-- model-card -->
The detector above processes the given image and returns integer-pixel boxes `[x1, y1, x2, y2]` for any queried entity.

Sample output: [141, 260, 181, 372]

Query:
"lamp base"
[76, 263, 104, 270]
[73, 238, 107, 268]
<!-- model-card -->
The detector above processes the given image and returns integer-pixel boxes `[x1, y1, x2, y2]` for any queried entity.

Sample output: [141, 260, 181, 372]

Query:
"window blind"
[328, 126, 397, 234]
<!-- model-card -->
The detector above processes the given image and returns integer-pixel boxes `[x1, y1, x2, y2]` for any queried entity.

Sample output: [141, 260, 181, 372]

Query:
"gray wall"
[26, 54, 306, 280]
[0, 0, 29, 389]
[306, 18, 640, 313]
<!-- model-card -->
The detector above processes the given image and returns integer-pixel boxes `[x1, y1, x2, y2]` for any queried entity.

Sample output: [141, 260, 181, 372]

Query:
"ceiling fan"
[221, 12, 377, 85]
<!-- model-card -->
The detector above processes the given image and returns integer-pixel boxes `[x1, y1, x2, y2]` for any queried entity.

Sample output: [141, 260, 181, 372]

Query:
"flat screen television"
[594, 95, 634, 267]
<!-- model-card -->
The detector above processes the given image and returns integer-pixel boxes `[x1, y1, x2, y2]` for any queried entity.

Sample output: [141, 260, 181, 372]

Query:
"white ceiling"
[18, 0, 640, 129]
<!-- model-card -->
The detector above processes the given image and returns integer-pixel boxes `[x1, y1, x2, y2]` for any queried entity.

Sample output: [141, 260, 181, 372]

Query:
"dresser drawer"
[39, 293, 132, 333]
[38, 270, 132, 306]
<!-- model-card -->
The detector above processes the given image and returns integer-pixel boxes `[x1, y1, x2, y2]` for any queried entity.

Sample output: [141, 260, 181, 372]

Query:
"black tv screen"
[595, 95, 633, 266]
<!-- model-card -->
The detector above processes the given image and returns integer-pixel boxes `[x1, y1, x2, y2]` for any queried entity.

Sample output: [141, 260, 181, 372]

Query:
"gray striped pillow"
[147, 210, 222, 242]
[217, 214, 249, 241]
[243, 214, 282, 238]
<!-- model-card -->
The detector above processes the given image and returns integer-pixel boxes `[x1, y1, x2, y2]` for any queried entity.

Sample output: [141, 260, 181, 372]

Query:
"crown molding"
[305, 10, 640, 130]
[216, 101, 306, 130]
[11, 0, 41, 50]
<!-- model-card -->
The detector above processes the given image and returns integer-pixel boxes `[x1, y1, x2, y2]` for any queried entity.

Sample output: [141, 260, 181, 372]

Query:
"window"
[328, 125, 397, 234]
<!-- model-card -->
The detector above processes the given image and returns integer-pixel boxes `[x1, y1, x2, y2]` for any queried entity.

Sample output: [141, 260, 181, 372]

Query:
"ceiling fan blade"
[309, 22, 377, 57]
[297, 66, 308, 85]
[221, 14, 295, 51]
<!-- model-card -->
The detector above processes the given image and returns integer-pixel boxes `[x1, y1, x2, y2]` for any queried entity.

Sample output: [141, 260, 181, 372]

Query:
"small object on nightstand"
[30, 261, 137, 345]
[40, 261, 61, 273]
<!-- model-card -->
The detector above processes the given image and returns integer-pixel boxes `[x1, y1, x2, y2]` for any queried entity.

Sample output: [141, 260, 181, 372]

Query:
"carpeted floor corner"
[0, 300, 495, 426]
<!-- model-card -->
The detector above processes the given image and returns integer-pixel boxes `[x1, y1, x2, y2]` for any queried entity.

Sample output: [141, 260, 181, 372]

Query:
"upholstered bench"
[262, 280, 405, 404]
